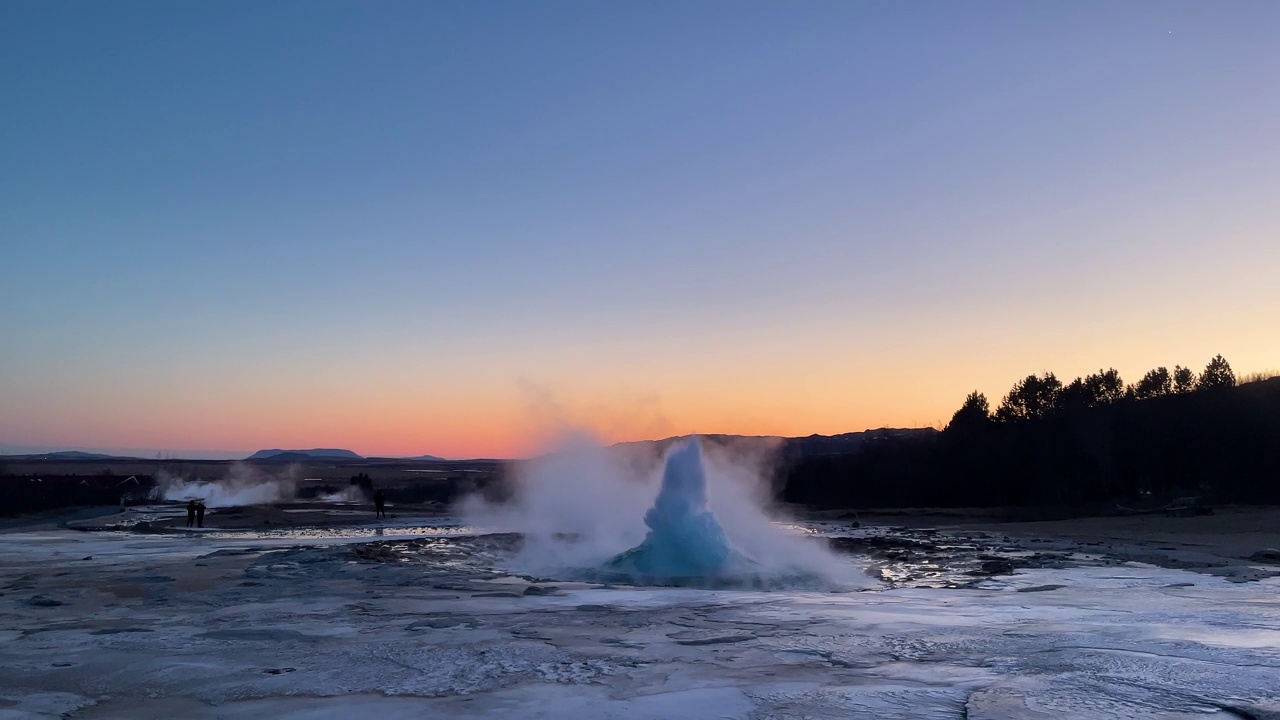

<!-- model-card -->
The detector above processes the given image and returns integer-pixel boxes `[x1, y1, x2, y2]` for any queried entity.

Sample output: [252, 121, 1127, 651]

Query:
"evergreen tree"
[1134, 366, 1172, 399]
[947, 391, 991, 432]
[1197, 354, 1236, 390]
[996, 373, 1062, 421]
[1085, 368, 1126, 404]
[1058, 369, 1125, 409]
[1173, 365, 1197, 393]
[1058, 378, 1093, 411]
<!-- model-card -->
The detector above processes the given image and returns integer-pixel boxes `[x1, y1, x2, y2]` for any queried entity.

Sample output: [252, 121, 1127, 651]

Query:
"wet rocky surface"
[1, 522, 1278, 719]
[825, 524, 1280, 586]
[826, 529, 1082, 588]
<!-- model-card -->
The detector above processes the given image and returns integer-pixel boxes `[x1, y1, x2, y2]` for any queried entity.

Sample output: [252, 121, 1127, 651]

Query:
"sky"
[2, 1, 1278, 459]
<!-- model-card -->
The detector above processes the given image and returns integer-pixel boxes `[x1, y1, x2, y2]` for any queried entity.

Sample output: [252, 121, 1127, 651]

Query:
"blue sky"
[3, 1, 1278, 458]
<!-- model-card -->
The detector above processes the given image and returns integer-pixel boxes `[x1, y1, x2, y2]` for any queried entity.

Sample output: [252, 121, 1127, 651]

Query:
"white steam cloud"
[317, 486, 365, 503]
[462, 431, 864, 587]
[158, 463, 299, 508]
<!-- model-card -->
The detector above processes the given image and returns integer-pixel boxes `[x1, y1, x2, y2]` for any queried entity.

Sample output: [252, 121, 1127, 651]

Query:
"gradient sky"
[3, 1, 1278, 459]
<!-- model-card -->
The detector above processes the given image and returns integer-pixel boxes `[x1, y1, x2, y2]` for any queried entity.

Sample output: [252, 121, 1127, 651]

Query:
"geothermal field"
[3, 439, 1279, 719]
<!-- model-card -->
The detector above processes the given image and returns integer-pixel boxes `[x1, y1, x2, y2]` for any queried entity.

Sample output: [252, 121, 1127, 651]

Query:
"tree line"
[780, 355, 1280, 510]
[955, 355, 1237, 429]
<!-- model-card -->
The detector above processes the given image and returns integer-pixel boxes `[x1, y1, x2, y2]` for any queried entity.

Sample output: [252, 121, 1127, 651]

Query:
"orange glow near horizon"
[5, 334, 1275, 459]
[3, 220, 1276, 459]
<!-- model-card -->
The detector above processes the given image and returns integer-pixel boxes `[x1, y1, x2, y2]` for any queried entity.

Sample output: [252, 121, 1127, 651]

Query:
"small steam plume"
[317, 486, 364, 503]
[158, 463, 299, 508]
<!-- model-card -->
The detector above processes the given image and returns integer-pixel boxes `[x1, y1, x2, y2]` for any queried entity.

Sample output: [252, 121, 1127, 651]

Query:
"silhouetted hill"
[781, 376, 1280, 509]
[246, 448, 363, 461]
[400, 454, 446, 461]
[782, 428, 939, 458]
[0, 450, 133, 461]
[610, 428, 936, 458]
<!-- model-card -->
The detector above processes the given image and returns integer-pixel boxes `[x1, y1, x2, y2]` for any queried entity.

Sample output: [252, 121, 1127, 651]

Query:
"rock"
[199, 548, 257, 559]
[353, 545, 399, 563]
[25, 595, 63, 607]
[1248, 549, 1280, 565]
[668, 629, 756, 646]
[408, 616, 477, 630]
[978, 559, 1015, 575]
[1016, 584, 1067, 593]
[198, 629, 323, 643]
[523, 585, 557, 595]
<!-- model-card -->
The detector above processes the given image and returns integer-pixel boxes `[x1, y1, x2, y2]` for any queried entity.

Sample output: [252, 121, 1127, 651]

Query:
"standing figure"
[186, 500, 197, 528]
[374, 489, 386, 519]
[195, 500, 206, 528]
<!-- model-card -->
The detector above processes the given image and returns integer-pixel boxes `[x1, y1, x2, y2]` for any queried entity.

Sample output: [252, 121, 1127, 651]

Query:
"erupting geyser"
[601, 437, 755, 583]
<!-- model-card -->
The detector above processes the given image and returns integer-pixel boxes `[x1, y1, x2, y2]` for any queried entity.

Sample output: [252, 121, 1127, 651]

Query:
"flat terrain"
[0, 456, 502, 516]
[2, 506, 1279, 719]
[961, 507, 1280, 567]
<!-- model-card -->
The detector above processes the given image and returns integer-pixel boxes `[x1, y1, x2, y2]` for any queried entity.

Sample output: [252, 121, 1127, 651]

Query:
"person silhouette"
[195, 500, 206, 528]
[186, 500, 197, 528]
[374, 489, 386, 519]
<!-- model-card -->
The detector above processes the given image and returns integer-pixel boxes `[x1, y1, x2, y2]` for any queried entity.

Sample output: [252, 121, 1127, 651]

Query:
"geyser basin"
[598, 438, 758, 585]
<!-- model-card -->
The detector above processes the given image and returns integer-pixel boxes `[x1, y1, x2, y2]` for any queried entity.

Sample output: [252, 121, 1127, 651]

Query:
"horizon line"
[0, 425, 935, 463]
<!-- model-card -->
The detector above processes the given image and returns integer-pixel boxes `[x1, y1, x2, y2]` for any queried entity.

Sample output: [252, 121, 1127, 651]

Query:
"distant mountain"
[246, 448, 363, 461]
[401, 454, 446, 461]
[49, 450, 123, 460]
[0, 450, 130, 461]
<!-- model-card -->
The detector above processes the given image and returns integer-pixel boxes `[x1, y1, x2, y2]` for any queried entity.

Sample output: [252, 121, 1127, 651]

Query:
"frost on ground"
[1, 525, 1278, 719]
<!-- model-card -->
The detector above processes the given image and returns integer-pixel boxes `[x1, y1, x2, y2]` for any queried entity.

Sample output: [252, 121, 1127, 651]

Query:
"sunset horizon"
[3, 350, 1273, 460]
[5, 2, 1277, 461]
